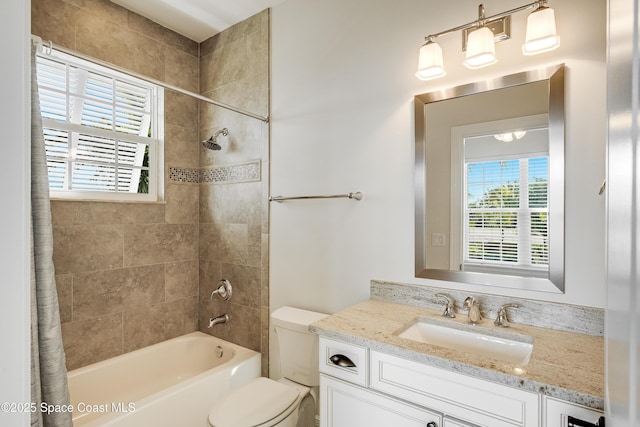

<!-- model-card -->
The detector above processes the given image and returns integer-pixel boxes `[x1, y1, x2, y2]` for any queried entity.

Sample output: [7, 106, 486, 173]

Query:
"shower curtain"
[29, 45, 73, 427]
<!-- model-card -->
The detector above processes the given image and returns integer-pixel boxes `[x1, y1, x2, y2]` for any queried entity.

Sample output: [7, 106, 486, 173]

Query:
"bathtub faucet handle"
[210, 279, 233, 302]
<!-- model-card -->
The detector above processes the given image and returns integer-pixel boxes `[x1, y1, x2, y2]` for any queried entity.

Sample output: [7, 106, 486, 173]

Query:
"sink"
[395, 317, 534, 366]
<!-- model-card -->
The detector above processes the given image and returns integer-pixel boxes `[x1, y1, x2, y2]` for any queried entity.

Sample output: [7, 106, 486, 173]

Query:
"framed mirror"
[415, 64, 565, 293]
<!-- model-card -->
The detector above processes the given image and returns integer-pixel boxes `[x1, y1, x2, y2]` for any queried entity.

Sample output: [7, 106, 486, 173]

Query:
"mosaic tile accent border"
[201, 161, 261, 184]
[169, 167, 200, 183]
[169, 160, 261, 185]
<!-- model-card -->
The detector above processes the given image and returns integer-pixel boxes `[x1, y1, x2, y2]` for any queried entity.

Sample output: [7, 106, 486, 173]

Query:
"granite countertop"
[310, 299, 605, 410]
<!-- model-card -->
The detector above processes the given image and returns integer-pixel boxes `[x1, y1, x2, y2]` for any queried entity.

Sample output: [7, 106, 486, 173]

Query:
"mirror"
[415, 64, 565, 293]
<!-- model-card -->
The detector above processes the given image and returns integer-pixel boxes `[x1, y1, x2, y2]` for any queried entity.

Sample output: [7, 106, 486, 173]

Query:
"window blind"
[464, 156, 549, 271]
[35, 50, 158, 199]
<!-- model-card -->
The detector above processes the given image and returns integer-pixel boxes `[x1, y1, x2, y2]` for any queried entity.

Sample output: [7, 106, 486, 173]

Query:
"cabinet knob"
[426, 422, 438, 427]
[329, 354, 356, 368]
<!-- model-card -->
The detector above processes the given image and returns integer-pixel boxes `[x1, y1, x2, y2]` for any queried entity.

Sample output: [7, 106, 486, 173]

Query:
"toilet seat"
[208, 378, 303, 427]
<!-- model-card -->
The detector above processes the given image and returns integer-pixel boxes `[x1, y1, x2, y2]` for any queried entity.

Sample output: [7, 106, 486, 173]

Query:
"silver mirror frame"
[414, 64, 565, 293]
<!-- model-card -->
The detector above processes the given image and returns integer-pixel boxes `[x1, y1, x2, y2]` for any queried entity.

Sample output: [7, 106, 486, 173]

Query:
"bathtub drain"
[216, 346, 224, 358]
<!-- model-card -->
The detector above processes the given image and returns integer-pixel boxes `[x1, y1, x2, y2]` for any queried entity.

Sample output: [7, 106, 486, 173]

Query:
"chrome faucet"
[208, 314, 229, 328]
[210, 279, 233, 302]
[494, 303, 519, 328]
[434, 293, 456, 318]
[463, 296, 482, 325]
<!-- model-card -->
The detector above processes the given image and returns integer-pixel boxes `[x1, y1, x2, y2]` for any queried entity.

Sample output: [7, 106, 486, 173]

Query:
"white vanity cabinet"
[369, 350, 539, 427]
[318, 336, 605, 427]
[319, 336, 539, 427]
[442, 418, 481, 427]
[321, 375, 442, 427]
[544, 397, 604, 427]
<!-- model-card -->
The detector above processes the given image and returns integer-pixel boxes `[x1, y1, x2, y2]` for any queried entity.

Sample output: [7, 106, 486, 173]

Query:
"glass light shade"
[513, 130, 527, 139]
[494, 130, 527, 142]
[494, 133, 514, 142]
[416, 41, 446, 80]
[463, 26, 497, 69]
[522, 7, 560, 55]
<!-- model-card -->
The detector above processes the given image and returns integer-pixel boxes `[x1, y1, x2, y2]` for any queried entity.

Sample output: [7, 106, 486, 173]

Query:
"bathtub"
[67, 332, 261, 427]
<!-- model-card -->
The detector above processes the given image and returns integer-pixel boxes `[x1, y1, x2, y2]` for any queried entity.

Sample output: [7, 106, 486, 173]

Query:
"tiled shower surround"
[32, 0, 270, 374]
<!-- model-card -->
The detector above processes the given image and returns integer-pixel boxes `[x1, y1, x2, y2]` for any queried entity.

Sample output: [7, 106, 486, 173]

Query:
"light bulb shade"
[494, 130, 527, 142]
[513, 130, 527, 139]
[463, 26, 497, 69]
[522, 6, 560, 55]
[416, 41, 446, 80]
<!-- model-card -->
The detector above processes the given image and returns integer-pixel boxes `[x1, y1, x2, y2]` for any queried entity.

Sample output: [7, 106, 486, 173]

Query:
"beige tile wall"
[197, 10, 271, 376]
[32, 0, 270, 373]
[32, 0, 202, 370]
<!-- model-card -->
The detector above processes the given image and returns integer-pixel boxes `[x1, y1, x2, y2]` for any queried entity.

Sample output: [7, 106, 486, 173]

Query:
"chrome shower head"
[201, 128, 229, 151]
[202, 138, 222, 151]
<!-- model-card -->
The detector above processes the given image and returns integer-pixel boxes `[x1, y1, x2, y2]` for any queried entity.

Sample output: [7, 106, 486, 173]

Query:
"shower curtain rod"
[31, 35, 270, 123]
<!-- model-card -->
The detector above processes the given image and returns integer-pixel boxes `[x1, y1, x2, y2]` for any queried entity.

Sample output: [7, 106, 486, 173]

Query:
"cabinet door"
[320, 375, 442, 427]
[443, 416, 480, 427]
[370, 351, 540, 427]
[544, 397, 604, 427]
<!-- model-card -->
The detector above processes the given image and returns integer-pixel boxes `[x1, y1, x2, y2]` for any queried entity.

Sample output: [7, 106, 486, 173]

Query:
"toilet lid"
[208, 378, 300, 427]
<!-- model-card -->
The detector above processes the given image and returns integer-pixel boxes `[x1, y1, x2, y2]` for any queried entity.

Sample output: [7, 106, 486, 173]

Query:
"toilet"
[208, 306, 328, 427]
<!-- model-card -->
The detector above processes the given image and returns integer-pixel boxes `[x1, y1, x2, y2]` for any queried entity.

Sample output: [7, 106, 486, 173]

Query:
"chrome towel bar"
[269, 192, 363, 203]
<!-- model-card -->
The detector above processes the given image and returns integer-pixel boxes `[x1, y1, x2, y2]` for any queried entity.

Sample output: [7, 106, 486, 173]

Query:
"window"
[35, 49, 163, 201]
[464, 155, 549, 275]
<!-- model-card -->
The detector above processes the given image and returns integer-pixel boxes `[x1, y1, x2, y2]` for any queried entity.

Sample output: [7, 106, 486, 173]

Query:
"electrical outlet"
[431, 233, 446, 247]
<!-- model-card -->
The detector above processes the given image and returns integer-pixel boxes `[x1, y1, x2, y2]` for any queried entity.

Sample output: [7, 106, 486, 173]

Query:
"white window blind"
[464, 156, 549, 274]
[35, 49, 161, 200]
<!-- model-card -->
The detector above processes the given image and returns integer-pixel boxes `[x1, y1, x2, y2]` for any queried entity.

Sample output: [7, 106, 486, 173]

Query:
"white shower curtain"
[29, 45, 73, 427]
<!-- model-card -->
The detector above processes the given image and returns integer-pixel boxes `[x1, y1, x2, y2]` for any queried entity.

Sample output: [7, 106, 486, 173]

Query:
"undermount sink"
[395, 317, 534, 366]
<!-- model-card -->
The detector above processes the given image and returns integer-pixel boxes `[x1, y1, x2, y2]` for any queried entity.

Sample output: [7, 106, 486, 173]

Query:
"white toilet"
[208, 306, 328, 427]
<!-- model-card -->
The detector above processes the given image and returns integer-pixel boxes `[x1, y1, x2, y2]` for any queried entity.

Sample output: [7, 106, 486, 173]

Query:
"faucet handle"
[494, 303, 519, 327]
[434, 293, 456, 318]
[210, 279, 233, 302]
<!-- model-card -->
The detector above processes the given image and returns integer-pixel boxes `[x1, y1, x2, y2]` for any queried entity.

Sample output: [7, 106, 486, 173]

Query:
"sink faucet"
[208, 314, 229, 328]
[434, 293, 456, 318]
[494, 303, 519, 327]
[463, 297, 482, 325]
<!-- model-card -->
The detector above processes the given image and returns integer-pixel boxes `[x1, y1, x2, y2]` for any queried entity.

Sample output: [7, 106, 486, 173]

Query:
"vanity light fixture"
[415, 1, 560, 80]
[462, 5, 498, 69]
[463, 25, 498, 69]
[415, 36, 446, 80]
[522, 3, 560, 55]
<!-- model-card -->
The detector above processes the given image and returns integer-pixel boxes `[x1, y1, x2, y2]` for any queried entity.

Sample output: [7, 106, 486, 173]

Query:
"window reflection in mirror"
[456, 123, 549, 278]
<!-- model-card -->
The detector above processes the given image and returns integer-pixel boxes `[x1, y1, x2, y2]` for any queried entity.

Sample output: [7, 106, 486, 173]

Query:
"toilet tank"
[271, 306, 328, 387]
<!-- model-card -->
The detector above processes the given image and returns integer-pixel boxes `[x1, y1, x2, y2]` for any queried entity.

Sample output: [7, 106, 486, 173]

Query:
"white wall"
[0, 0, 32, 425]
[270, 0, 606, 316]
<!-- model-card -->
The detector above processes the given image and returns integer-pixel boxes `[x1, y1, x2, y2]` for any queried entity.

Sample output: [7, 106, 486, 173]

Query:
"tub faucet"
[208, 314, 229, 328]
[463, 297, 482, 325]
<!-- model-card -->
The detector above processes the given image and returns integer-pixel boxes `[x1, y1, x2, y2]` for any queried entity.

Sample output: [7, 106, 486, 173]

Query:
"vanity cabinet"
[321, 375, 442, 427]
[369, 350, 539, 427]
[319, 336, 565, 427]
[544, 397, 604, 427]
[442, 418, 481, 427]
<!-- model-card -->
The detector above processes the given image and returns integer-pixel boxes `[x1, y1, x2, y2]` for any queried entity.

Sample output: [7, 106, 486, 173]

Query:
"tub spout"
[208, 314, 229, 328]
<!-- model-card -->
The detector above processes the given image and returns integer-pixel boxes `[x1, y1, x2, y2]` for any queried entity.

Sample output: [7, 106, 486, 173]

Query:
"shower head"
[202, 138, 221, 151]
[202, 128, 229, 151]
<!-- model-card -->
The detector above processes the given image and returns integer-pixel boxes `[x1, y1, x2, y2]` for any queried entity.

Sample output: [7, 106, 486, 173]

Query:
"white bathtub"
[67, 332, 261, 427]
